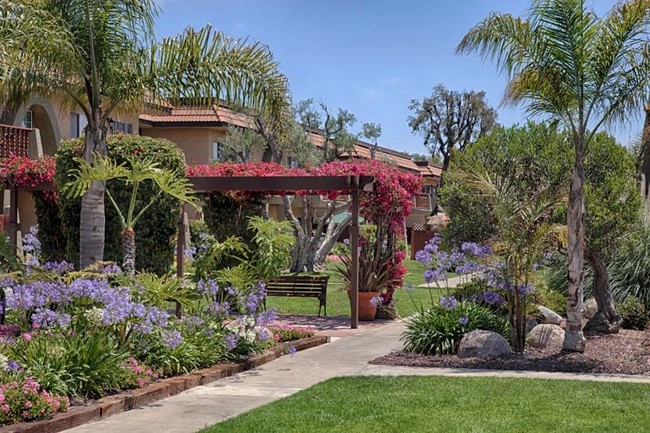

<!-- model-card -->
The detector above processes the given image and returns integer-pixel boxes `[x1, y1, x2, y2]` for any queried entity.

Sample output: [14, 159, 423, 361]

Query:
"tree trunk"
[79, 127, 106, 268]
[563, 141, 586, 352]
[640, 102, 650, 195]
[313, 214, 352, 268]
[583, 250, 622, 335]
[122, 227, 136, 276]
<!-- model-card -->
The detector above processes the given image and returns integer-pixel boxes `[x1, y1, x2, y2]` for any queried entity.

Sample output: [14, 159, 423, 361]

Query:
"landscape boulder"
[537, 305, 562, 325]
[458, 330, 511, 358]
[584, 298, 598, 320]
[529, 324, 565, 349]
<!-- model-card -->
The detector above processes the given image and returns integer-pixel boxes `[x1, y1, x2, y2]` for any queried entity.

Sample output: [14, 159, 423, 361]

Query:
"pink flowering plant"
[0, 377, 68, 426]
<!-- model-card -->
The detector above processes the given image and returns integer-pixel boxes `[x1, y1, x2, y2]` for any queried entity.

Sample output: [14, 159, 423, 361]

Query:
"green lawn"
[200, 376, 650, 433]
[265, 259, 447, 318]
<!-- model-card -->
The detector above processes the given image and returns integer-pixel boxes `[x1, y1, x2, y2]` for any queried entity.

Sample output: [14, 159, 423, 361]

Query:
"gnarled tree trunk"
[583, 249, 621, 335]
[563, 140, 586, 352]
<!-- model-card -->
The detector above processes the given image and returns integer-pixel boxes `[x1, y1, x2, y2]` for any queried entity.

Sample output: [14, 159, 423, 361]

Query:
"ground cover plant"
[199, 376, 650, 433]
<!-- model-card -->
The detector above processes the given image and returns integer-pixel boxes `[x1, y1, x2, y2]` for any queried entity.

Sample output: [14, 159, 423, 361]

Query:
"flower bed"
[0, 226, 323, 430]
[0, 334, 327, 433]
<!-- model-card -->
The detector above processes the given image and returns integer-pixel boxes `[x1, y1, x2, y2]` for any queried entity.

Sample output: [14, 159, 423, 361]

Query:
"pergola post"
[350, 186, 360, 329]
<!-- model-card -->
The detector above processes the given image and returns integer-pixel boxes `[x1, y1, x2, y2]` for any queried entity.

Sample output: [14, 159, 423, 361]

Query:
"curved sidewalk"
[64, 320, 650, 433]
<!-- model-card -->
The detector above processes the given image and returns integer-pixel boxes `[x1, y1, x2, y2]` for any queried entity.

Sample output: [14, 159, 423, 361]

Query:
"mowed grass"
[265, 259, 446, 318]
[199, 376, 650, 433]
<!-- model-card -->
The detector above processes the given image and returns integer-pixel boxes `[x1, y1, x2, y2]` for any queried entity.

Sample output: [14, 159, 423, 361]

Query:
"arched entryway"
[13, 96, 61, 157]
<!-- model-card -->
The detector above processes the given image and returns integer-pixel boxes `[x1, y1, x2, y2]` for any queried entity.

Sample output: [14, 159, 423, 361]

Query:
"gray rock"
[584, 298, 598, 320]
[526, 318, 539, 333]
[458, 330, 511, 358]
[529, 324, 565, 349]
[537, 305, 562, 325]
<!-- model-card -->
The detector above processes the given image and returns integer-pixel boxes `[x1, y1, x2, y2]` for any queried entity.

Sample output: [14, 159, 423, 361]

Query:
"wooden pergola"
[181, 175, 374, 329]
[5, 174, 374, 329]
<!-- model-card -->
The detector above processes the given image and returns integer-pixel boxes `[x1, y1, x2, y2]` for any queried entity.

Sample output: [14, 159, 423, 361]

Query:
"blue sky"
[155, 0, 641, 155]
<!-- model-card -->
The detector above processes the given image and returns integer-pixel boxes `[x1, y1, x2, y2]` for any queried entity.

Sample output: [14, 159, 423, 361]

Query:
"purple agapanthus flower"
[458, 316, 469, 326]
[162, 330, 183, 349]
[439, 296, 458, 310]
[225, 334, 238, 351]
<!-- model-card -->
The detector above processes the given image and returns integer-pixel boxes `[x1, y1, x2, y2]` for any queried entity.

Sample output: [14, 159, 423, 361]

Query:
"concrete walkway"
[64, 320, 405, 433]
[64, 319, 650, 433]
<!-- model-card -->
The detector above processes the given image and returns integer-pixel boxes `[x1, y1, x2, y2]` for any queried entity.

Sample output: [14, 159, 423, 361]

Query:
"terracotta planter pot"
[349, 290, 380, 321]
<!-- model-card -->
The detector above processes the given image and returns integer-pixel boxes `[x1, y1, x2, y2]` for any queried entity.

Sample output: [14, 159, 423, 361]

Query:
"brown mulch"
[370, 329, 650, 375]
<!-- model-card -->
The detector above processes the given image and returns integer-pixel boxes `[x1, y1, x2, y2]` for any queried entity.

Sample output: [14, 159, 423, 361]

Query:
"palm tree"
[0, 0, 288, 268]
[466, 169, 566, 352]
[63, 154, 197, 275]
[458, 0, 650, 352]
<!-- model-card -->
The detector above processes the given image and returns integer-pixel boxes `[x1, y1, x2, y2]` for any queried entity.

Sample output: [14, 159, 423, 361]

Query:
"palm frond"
[62, 154, 129, 199]
[146, 24, 289, 121]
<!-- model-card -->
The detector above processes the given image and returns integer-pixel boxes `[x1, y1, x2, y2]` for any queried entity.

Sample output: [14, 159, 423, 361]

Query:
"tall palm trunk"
[640, 102, 650, 195]
[564, 141, 586, 352]
[79, 126, 106, 268]
[583, 250, 621, 334]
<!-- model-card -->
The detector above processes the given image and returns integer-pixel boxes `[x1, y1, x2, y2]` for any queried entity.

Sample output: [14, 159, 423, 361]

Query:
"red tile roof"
[139, 106, 440, 181]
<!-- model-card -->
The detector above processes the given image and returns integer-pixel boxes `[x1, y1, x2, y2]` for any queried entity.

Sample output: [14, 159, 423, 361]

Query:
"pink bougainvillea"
[0, 156, 56, 190]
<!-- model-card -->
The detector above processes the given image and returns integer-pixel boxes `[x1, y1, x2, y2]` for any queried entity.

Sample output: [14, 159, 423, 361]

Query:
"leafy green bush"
[534, 286, 567, 316]
[137, 325, 227, 377]
[55, 134, 185, 274]
[617, 296, 648, 331]
[203, 193, 265, 247]
[609, 220, 650, 309]
[9, 330, 129, 398]
[402, 299, 509, 355]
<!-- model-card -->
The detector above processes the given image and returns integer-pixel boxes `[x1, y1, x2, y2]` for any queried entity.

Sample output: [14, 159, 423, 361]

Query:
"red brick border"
[0, 336, 327, 433]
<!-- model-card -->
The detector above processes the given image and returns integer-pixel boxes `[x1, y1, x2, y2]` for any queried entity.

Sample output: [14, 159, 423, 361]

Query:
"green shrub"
[54, 134, 185, 274]
[617, 296, 648, 331]
[534, 286, 567, 316]
[203, 193, 265, 246]
[609, 221, 650, 309]
[9, 330, 129, 398]
[136, 320, 227, 377]
[402, 299, 509, 355]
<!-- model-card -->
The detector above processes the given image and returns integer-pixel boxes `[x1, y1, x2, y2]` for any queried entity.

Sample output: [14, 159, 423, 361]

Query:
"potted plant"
[336, 223, 403, 320]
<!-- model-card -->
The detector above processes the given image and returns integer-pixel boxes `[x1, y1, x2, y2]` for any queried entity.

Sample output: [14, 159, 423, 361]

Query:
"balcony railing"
[0, 124, 31, 158]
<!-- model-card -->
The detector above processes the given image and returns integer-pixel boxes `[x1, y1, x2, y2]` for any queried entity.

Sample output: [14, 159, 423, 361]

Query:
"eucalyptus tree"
[0, 0, 288, 268]
[458, 0, 650, 352]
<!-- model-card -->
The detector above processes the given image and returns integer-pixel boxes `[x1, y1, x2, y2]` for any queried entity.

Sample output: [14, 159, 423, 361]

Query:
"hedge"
[53, 134, 185, 274]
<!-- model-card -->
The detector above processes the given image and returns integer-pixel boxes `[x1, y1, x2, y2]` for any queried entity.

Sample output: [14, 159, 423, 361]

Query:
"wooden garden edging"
[0, 335, 327, 433]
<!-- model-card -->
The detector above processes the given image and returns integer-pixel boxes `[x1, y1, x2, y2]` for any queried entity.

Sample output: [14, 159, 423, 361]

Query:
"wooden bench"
[264, 275, 329, 316]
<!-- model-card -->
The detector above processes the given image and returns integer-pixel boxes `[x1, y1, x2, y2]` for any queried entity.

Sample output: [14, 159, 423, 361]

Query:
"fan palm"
[63, 154, 197, 275]
[0, 0, 288, 268]
[458, 0, 650, 351]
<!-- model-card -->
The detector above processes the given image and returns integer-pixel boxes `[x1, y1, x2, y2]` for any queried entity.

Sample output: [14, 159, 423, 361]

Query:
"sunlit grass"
[200, 376, 650, 433]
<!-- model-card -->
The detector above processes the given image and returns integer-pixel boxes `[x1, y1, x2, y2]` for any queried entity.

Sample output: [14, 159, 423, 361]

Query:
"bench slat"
[264, 275, 329, 316]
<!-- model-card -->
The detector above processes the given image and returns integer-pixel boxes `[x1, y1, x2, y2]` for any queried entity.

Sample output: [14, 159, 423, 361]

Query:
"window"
[211, 141, 223, 162]
[21, 110, 32, 129]
[70, 113, 88, 138]
[110, 121, 130, 134]
[287, 156, 299, 169]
